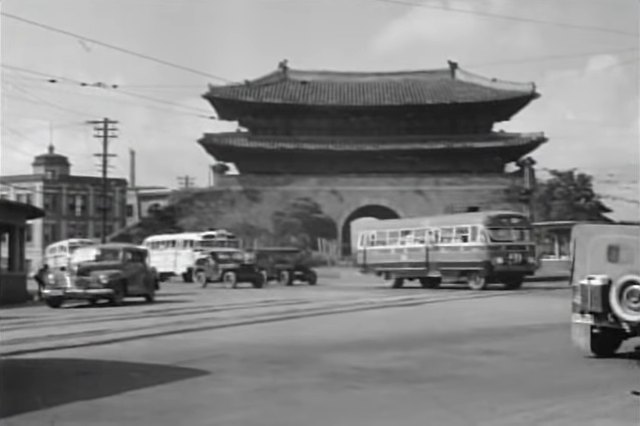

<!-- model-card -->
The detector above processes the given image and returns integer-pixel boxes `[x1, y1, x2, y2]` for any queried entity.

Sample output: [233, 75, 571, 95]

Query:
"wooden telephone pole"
[88, 118, 118, 243]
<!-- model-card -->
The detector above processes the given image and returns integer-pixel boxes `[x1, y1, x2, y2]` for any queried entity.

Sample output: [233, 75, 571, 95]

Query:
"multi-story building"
[0, 145, 127, 272]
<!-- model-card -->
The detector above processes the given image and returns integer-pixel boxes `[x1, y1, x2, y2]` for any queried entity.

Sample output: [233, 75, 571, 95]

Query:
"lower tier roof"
[198, 132, 546, 174]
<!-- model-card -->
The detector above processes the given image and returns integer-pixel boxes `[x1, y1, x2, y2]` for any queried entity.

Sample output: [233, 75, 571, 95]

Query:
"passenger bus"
[44, 238, 97, 271]
[142, 230, 240, 282]
[352, 210, 537, 290]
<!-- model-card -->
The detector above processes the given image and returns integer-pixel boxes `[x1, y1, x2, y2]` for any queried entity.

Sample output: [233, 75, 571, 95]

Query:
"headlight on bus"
[493, 257, 504, 265]
[526, 256, 536, 264]
[98, 274, 110, 285]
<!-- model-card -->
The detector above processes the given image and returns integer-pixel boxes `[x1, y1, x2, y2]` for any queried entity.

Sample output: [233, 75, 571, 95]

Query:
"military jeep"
[192, 248, 264, 289]
[252, 247, 318, 286]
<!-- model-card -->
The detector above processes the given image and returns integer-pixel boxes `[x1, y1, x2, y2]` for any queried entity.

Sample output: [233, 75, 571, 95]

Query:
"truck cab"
[570, 223, 640, 357]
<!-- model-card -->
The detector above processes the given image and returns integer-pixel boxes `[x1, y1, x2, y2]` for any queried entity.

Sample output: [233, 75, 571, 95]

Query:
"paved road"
[1, 271, 639, 425]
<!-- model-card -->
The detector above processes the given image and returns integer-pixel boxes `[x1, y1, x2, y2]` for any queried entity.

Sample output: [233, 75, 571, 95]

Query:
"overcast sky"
[1, 0, 638, 216]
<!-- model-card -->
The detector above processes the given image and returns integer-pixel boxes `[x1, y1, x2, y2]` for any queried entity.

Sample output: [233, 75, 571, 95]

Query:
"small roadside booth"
[0, 199, 45, 304]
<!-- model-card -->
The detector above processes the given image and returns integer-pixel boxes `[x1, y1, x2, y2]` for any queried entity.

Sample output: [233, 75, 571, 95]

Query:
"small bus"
[142, 230, 240, 282]
[44, 238, 97, 271]
[352, 210, 537, 290]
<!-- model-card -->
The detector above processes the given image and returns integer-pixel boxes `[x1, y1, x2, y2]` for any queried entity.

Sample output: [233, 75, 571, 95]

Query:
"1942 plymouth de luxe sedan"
[42, 243, 159, 308]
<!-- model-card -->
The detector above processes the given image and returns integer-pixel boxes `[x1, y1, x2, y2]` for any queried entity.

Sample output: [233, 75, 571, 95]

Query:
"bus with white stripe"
[352, 210, 537, 290]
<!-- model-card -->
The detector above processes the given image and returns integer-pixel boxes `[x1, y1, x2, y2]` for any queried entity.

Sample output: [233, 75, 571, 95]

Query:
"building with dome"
[0, 145, 128, 272]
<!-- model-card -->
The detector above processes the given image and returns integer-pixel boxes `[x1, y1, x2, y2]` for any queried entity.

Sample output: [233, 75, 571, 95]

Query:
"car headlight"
[98, 274, 110, 284]
[493, 257, 504, 265]
[526, 256, 536, 264]
[47, 273, 56, 282]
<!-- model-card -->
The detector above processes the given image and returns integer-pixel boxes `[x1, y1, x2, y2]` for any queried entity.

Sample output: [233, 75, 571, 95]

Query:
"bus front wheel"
[391, 278, 404, 289]
[467, 273, 487, 291]
[420, 277, 440, 289]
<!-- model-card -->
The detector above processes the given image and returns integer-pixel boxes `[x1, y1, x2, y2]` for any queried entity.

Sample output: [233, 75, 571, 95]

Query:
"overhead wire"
[369, 0, 639, 38]
[1, 12, 234, 83]
[2, 69, 216, 120]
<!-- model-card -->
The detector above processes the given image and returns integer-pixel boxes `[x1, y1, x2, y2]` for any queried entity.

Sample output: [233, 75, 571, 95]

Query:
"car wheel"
[609, 274, 640, 323]
[307, 270, 318, 286]
[279, 270, 292, 286]
[182, 271, 193, 283]
[144, 286, 156, 303]
[194, 270, 208, 288]
[88, 298, 99, 306]
[110, 283, 125, 306]
[467, 272, 487, 291]
[223, 271, 238, 288]
[45, 297, 64, 309]
[391, 278, 404, 289]
[590, 327, 624, 358]
[260, 270, 269, 286]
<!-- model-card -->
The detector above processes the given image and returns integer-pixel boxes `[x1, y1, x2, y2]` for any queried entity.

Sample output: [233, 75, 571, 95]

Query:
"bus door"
[424, 229, 439, 276]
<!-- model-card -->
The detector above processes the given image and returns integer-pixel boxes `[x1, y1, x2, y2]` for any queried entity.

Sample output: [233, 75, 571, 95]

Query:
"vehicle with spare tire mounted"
[571, 223, 640, 358]
[251, 247, 318, 286]
[42, 243, 159, 308]
[192, 248, 264, 288]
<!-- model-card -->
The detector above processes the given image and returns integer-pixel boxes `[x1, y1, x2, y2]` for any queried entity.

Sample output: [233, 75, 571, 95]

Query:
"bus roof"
[142, 232, 201, 242]
[352, 210, 530, 230]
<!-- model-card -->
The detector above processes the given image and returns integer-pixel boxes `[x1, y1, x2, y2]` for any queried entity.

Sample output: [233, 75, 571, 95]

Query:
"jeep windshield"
[214, 252, 244, 262]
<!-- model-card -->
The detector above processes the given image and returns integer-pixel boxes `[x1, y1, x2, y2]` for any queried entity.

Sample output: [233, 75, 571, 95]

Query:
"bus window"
[388, 231, 399, 246]
[414, 229, 426, 244]
[455, 226, 470, 243]
[440, 227, 454, 244]
[470, 226, 479, 242]
[400, 230, 413, 245]
[375, 231, 386, 246]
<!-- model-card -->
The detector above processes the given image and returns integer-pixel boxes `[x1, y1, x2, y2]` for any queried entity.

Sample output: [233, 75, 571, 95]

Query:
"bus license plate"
[46, 289, 64, 297]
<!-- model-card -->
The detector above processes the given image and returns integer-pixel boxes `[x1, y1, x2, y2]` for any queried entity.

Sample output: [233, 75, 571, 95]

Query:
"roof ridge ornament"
[447, 60, 459, 79]
[278, 59, 289, 77]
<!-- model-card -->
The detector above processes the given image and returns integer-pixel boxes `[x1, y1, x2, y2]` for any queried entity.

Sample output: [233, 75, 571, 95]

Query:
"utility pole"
[177, 175, 195, 189]
[88, 118, 118, 243]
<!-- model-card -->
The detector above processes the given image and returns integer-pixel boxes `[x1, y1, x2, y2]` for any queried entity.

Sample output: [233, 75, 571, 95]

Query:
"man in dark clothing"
[34, 264, 49, 300]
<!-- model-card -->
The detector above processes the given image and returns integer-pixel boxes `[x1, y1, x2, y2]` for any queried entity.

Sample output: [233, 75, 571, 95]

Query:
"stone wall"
[171, 172, 526, 253]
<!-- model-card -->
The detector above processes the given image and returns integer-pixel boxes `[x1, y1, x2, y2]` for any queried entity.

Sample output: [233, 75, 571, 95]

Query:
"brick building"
[0, 145, 127, 271]
[189, 61, 546, 255]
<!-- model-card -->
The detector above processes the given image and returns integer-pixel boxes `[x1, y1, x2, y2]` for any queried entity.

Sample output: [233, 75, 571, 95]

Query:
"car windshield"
[214, 252, 244, 262]
[70, 247, 100, 266]
[94, 248, 122, 262]
[487, 228, 531, 242]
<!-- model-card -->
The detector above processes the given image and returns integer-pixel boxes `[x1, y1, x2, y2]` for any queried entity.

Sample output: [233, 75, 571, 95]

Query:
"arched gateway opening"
[341, 205, 400, 256]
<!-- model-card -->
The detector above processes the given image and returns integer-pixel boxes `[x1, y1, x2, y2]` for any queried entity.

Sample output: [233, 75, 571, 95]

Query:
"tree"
[271, 197, 337, 249]
[533, 169, 612, 222]
[110, 203, 183, 244]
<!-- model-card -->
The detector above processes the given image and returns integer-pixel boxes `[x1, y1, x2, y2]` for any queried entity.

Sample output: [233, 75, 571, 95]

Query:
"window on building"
[25, 224, 33, 243]
[126, 204, 134, 217]
[68, 194, 88, 217]
[43, 223, 59, 245]
[43, 194, 59, 214]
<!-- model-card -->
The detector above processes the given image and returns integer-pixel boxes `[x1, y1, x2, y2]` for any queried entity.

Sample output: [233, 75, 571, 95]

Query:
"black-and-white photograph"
[1, 0, 639, 424]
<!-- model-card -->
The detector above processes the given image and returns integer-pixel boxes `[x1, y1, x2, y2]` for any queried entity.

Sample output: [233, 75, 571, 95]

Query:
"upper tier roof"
[204, 61, 538, 110]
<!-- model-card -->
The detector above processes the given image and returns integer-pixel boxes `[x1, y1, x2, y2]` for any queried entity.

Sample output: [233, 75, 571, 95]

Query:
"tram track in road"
[0, 298, 315, 332]
[0, 288, 555, 357]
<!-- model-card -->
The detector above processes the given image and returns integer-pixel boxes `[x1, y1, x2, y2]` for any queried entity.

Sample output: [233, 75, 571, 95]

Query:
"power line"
[3, 71, 216, 120]
[369, 0, 639, 38]
[468, 47, 639, 68]
[1, 12, 234, 83]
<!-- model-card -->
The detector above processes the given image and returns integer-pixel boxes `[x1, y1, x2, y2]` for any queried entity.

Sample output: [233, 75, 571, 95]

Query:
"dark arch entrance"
[341, 205, 400, 256]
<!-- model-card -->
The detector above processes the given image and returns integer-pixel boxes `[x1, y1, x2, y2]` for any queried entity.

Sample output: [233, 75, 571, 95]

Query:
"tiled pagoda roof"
[199, 132, 546, 153]
[204, 61, 538, 109]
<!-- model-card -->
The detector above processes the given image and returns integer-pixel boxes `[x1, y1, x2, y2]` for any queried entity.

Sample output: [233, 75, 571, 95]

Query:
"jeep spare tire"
[609, 274, 640, 323]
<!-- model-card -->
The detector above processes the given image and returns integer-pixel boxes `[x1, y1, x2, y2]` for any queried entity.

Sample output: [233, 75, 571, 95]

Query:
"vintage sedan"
[42, 243, 158, 308]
